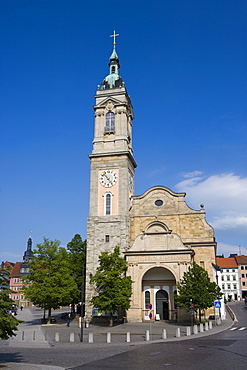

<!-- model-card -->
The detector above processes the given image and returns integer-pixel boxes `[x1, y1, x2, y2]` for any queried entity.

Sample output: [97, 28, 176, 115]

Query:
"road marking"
[239, 327, 246, 331]
[230, 328, 237, 330]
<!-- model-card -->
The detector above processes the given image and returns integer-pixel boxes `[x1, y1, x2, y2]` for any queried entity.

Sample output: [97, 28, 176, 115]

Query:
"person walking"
[66, 314, 71, 327]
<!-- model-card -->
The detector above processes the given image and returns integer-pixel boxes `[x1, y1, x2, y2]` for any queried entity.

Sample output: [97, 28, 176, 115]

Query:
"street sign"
[149, 312, 152, 319]
[149, 304, 152, 310]
[214, 301, 221, 308]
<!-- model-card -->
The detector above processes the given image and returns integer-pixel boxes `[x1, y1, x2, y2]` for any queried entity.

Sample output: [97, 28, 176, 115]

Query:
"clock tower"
[85, 32, 137, 314]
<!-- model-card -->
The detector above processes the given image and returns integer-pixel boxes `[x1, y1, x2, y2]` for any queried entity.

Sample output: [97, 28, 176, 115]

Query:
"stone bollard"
[88, 333, 93, 343]
[70, 333, 74, 342]
[145, 330, 150, 341]
[107, 332, 111, 343]
[205, 322, 209, 331]
[176, 328, 181, 338]
[162, 328, 167, 339]
[55, 332, 59, 342]
[186, 327, 191, 336]
[33, 331, 35, 341]
[22, 331, 25, 341]
[200, 323, 204, 332]
[126, 332, 131, 343]
[209, 321, 213, 330]
[193, 325, 198, 334]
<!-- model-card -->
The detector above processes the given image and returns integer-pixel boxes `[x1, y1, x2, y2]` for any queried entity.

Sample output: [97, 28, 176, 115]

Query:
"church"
[85, 33, 217, 322]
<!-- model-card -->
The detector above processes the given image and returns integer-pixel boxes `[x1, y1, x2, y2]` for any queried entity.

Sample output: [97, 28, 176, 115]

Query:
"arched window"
[104, 192, 112, 215]
[105, 112, 115, 133]
[145, 291, 150, 309]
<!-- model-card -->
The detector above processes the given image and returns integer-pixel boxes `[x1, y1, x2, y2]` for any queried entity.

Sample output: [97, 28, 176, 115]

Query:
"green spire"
[100, 31, 123, 90]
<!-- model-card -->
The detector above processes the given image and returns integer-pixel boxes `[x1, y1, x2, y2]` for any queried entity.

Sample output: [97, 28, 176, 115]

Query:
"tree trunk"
[199, 308, 201, 322]
[43, 309, 46, 320]
[48, 307, 52, 323]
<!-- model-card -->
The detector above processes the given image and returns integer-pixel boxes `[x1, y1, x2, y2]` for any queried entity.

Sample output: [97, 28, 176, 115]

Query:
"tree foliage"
[175, 262, 222, 321]
[90, 246, 133, 326]
[23, 237, 79, 321]
[67, 234, 86, 303]
[0, 267, 22, 340]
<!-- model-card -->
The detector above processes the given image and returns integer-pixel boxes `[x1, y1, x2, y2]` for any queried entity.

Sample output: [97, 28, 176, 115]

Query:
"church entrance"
[142, 266, 176, 321]
[156, 290, 169, 320]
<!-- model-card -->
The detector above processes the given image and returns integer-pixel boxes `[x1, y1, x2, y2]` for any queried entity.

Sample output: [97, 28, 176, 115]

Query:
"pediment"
[129, 232, 191, 252]
[94, 97, 123, 109]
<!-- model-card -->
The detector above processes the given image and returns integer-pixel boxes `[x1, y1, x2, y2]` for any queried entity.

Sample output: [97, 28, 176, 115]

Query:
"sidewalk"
[5, 307, 234, 348]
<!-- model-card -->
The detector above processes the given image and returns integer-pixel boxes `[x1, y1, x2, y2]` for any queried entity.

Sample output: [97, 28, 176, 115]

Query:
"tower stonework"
[85, 38, 137, 315]
[86, 34, 217, 322]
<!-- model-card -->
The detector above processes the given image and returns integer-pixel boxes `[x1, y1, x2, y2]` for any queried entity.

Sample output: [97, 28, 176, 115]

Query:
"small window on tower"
[104, 192, 112, 215]
[105, 112, 115, 133]
[105, 235, 110, 243]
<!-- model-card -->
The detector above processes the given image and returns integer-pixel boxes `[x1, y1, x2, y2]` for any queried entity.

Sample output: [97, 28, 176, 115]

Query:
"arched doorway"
[142, 267, 176, 321]
[156, 289, 169, 320]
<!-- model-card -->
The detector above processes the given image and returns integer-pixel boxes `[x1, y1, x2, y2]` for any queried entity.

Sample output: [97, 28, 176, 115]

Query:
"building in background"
[9, 236, 33, 307]
[235, 255, 247, 298]
[216, 257, 241, 301]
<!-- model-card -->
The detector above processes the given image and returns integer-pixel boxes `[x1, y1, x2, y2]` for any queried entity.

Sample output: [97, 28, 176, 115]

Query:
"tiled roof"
[235, 255, 247, 265]
[10, 262, 22, 277]
[216, 257, 237, 268]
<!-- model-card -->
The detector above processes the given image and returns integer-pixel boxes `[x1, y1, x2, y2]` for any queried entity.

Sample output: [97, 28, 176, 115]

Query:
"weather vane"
[110, 30, 119, 46]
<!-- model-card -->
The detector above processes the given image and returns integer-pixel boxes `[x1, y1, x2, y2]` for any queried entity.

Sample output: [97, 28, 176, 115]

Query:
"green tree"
[90, 246, 133, 326]
[175, 262, 222, 321]
[0, 267, 22, 340]
[23, 238, 79, 322]
[67, 234, 86, 312]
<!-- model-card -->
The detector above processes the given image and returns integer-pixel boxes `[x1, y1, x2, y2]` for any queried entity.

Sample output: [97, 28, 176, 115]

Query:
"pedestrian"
[66, 314, 71, 327]
[244, 297, 247, 306]
[20, 306, 23, 311]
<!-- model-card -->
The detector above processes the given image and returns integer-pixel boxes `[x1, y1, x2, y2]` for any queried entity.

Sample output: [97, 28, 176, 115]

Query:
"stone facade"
[86, 40, 217, 322]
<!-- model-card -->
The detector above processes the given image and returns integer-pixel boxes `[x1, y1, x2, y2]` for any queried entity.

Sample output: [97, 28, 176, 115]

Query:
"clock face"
[100, 170, 118, 187]
[129, 173, 133, 192]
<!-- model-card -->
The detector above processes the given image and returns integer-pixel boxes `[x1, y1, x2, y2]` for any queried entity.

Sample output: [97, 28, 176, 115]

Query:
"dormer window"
[105, 112, 115, 133]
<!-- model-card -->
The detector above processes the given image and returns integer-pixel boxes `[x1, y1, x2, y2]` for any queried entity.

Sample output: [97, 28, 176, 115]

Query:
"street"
[0, 302, 246, 369]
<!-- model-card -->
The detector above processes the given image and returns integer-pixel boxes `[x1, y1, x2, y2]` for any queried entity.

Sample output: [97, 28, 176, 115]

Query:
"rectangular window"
[226, 269, 229, 273]
[233, 284, 237, 289]
[243, 282, 246, 286]
[14, 278, 19, 283]
[245, 266, 247, 270]
[222, 284, 225, 289]
[227, 276, 230, 281]
[242, 274, 245, 278]
[232, 269, 235, 272]
[227, 284, 231, 290]
[200, 261, 205, 268]
[222, 276, 224, 281]
[233, 275, 236, 281]
[105, 235, 110, 243]
[241, 266, 244, 270]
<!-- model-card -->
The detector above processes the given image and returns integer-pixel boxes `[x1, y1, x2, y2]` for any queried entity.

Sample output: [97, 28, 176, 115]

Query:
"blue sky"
[1, 0, 247, 262]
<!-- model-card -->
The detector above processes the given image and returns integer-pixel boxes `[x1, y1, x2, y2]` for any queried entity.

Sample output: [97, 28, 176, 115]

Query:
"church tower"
[85, 32, 137, 313]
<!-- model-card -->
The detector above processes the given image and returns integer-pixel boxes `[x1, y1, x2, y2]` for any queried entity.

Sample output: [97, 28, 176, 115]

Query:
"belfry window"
[104, 192, 112, 215]
[105, 112, 115, 133]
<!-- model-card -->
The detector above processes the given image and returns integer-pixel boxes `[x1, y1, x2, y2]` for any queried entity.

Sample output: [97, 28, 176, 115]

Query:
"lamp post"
[80, 256, 86, 342]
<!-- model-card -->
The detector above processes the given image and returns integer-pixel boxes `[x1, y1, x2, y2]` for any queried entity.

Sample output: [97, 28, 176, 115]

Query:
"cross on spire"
[110, 30, 119, 46]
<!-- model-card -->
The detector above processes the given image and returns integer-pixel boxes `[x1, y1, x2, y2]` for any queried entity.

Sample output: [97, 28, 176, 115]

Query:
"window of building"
[14, 278, 19, 283]
[246, 274, 247, 278]
[227, 284, 231, 290]
[226, 269, 229, 273]
[242, 274, 245, 278]
[200, 261, 205, 269]
[105, 112, 115, 133]
[222, 284, 225, 289]
[232, 269, 235, 272]
[243, 282, 246, 286]
[227, 275, 230, 281]
[104, 192, 112, 215]
[105, 235, 110, 243]
[233, 284, 237, 289]
[222, 276, 224, 281]
[241, 266, 244, 270]
[245, 266, 247, 270]
[233, 275, 236, 281]
[145, 291, 150, 309]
